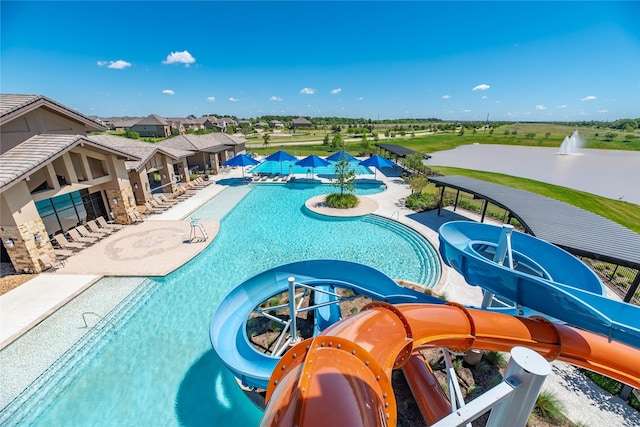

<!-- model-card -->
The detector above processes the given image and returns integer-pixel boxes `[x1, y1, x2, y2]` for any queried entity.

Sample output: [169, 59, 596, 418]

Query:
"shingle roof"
[429, 175, 640, 269]
[87, 134, 192, 172]
[0, 94, 107, 131]
[133, 114, 169, 126]
[158, 133, 246, 152]
[0, 134, 140, 190]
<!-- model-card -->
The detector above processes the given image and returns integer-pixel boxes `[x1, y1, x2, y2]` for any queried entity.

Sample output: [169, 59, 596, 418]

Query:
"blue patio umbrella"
[223, 153, 260, 179]
[326, 150, 357, 163]
[265, 150, 297, 174]
[295, 154, 331, 178]
[359, 154, 395, 179]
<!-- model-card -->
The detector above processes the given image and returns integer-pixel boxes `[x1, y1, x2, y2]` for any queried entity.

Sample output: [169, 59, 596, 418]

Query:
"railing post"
[288, 277, 300, 345]
[486, 347, 551, 427]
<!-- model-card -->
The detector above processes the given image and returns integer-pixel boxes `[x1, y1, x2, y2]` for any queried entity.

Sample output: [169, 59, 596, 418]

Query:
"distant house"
[130, 114, 171, 138]
[269, 120, 284, 129]
[108, 117, 140, 131]
[290, 117, 313, 129]
[197, 115, 236, 132]
[158, 132, 247, 174]
[255, 121, 268, 129]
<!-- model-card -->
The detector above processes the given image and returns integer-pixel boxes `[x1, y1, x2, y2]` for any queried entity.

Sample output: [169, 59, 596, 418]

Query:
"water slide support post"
[483, 224, 514, 308]
[288, 277, 300, 345]
[486, 346, 551, 427]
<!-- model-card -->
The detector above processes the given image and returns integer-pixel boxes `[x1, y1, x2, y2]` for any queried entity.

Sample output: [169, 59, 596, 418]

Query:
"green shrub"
[475, 360, 490, 373]
[582, 370, 623, 395]
[483, 351, 507, 368]
[533, 390, 564, 421]
[406, 192, 438, 211]
[488, 374, 502, 387]
[467, 384, 482, 397]
[452, 358, 464, 371]
[629, 391, 640, 410]
[325, 193, 358, 209]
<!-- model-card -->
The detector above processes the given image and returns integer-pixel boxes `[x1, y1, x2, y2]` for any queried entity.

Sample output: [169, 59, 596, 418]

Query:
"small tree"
[332, 156, 356, 196]
[262, 134, 271, 147]
[323, 133, 330, 146]
[361, 132, 369, 152]
[404, 153, 426, 174]
[330, 132, 344, 151]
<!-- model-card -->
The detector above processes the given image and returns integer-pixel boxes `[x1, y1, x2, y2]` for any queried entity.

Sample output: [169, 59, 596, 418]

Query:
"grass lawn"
[245, 123, 640, 154]
[429, 166, 640, 233]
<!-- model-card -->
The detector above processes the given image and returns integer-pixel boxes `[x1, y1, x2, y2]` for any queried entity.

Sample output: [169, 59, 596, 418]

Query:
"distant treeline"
[203, 114, 639, 131]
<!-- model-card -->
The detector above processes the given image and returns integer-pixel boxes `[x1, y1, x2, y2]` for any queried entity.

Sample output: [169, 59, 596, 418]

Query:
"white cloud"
[207, 96, 216, 102]
[481, 96, 487, 99]
[162, 89, 175, 95]
[472, 84, 490, 91]
[535, 105, 546, 110]
[330, 88, 342, 94]
[162, 50, 196, 66]
[598, 109, 608, 113]
[462, 109, 471, 113]
[269, 96, 283, 101]
[299, 88, 316, 95]
[442, 95, 452, 99]
[229, 97, 239, 102]
[581, 95, 597, 101]
[357, 96, 364, 101]
[97, 60, 131, 69]
[557, 104, 567, 108]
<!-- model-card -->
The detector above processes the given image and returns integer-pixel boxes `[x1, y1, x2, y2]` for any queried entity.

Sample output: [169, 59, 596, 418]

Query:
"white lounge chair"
[38, 254, 64, 271]
[54, 233, 86, 250]
[86, 220, 113, 236]
[96, 216, 123, 231]
[67, 228, 97, 244]
[76, 224, 103, 239]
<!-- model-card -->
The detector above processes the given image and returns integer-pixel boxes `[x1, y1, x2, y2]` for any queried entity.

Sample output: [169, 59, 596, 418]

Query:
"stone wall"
[1, 218, 56, 273]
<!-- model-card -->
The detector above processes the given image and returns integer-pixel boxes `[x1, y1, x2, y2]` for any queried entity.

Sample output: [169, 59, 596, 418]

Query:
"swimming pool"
[1, 183, 441, 425]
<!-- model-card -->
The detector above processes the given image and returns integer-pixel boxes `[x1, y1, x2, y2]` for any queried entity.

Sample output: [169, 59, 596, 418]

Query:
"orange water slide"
[261, 302, 640, 427]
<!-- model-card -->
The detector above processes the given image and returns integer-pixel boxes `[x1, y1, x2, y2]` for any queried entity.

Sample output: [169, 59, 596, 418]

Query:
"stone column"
[106, 187, 136, 225]
[1, 219, 56, 274]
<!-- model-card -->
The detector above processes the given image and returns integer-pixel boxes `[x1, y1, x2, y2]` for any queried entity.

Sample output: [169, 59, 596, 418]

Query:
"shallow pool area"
[0, 183, 441, 426]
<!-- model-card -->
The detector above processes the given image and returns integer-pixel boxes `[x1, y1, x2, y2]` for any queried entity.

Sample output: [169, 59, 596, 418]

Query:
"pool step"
[361, 215, 441, 286]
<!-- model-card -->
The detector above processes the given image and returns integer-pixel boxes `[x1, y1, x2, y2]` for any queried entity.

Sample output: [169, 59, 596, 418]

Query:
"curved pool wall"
[1, 183, 442, 426]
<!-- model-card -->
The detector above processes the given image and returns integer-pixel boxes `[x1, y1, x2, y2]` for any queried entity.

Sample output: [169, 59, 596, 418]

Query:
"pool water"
[2, 183, 441, 426]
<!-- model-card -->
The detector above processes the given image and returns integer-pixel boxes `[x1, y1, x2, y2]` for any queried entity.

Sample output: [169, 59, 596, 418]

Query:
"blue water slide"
[313, 285, 342, 336]
[438, 221, 640, 349]
[210, 259, 443, 389]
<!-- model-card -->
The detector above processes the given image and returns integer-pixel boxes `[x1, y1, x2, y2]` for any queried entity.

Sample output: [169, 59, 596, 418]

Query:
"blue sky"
[2, 1, 639, 121]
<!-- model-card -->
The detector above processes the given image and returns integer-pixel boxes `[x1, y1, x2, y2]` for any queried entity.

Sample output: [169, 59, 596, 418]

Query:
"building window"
[35, 189, 107, 236]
